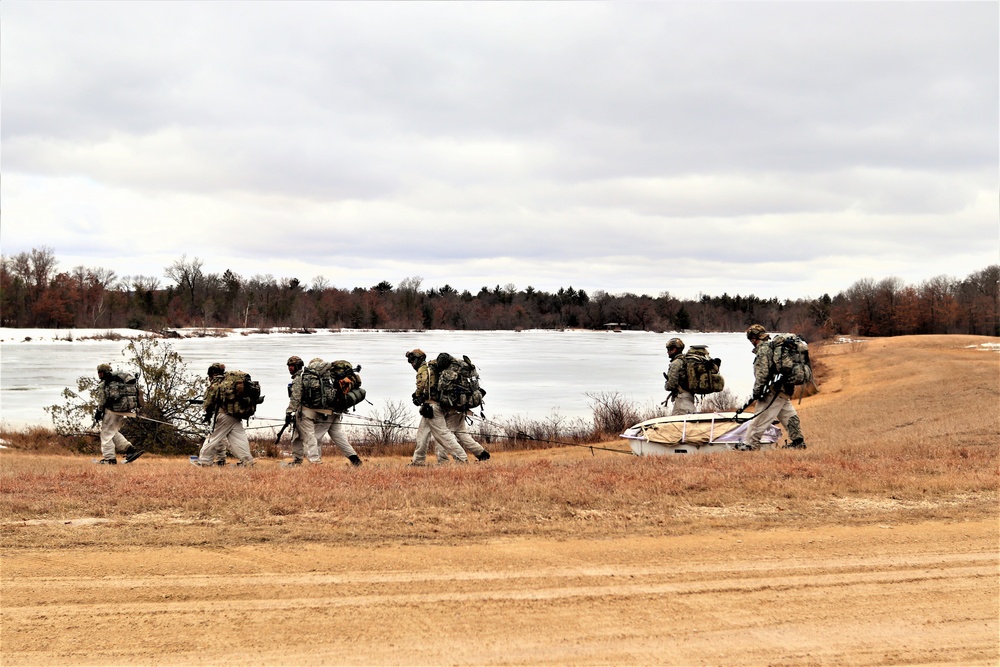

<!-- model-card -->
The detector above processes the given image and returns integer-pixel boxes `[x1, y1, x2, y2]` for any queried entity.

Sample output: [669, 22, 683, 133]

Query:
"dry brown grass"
[2, 335, 997, 552]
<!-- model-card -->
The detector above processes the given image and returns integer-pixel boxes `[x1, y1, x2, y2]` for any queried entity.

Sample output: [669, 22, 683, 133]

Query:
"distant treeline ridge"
[2, 248, 997, 338]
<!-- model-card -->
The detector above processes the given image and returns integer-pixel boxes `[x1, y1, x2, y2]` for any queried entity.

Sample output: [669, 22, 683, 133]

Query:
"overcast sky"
[2, 2, 997, 300]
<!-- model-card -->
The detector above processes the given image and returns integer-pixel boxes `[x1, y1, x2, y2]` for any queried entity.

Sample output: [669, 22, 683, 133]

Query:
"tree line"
[2, 247, 997, 338]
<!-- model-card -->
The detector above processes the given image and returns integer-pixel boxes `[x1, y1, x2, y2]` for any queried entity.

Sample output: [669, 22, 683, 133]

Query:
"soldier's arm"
[665, 358, 684, 392]
[752, 347, 771, 396]
[288, 374, 302, 412]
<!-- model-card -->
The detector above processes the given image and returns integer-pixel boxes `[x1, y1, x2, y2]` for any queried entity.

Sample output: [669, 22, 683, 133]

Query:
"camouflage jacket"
[93, 379, 110, 409]
[413, 362, 440, 404]
[202, 374, 226, 415]
[752, 337, 777, 396]
[286, 369, 303, 414]
[665, 356, 686, 394]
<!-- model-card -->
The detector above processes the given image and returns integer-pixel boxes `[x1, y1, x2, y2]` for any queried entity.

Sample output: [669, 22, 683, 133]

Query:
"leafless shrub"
[699, 388, 742, 413]
[586, 391, 643, 438]
[360, 400, 415, 448]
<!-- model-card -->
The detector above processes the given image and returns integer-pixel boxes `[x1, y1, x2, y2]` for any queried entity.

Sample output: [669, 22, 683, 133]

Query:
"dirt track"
[3, 520, 997, 665]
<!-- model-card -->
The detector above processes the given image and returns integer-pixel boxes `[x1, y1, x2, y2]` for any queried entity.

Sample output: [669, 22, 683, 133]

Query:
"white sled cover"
[620, 412, 781, 455]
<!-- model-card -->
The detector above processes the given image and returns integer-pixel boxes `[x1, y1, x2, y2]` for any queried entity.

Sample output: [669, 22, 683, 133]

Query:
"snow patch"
[966, 342, 1000, 352]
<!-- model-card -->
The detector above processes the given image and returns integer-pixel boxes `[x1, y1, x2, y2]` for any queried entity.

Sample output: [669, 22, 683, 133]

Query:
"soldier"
[193, 363, 256, 467]
[205, 362, 228, 466]
[744, 324, 808, 450]
[93, 363, 145, 464]
[282, 356, 306, 466]
[288, 358, 363, 466]
[405, 349, 467, 465]
[663, 337, 695, 416]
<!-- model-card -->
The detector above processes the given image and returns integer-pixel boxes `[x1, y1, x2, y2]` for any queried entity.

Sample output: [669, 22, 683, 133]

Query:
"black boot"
[124, 446, 146, 464]
[348, 454, 362, 467]
[784, 438, 807, 450]
[475, 450, 491, 461]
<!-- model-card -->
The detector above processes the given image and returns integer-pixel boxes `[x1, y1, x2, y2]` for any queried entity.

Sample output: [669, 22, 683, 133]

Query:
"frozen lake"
[0, 329, 758, 428]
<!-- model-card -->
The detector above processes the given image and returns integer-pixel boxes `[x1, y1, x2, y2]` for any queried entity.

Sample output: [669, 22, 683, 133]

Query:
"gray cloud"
[1, 1, 996, 301]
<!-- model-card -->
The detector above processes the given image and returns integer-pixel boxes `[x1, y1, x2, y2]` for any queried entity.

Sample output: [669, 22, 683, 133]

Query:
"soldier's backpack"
[300, 360, 366, 411]
[219, 370, 263, 419]
[105, 370, 141, 412]
[434, 353, 485, 410]
[768, 334, 813, 386]
[682, 345, 725, 395]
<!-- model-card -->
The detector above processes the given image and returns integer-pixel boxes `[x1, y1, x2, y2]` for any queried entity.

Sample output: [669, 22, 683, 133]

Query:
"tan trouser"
[670, 390, 696, 416]
[411, 403, 467, 464]
[199, 411, 253, 465]
[445, 410, 486, 457]
[100, 411, 133, 460]
[746, 387, 803, 446]
[288, 414, 305, 461]
[299, 408, 358, 462]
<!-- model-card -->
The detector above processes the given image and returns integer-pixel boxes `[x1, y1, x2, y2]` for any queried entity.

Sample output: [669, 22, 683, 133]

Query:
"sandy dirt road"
[3, 519, 996, 666]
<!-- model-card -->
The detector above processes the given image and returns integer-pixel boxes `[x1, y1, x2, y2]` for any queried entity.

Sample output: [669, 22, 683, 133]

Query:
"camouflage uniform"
[284, 357, 306, 463]
[664, 339, 694, 416]
[93, 365, 136, 462]
[407, 350, 467, 465]
[288, 358, 362, 466]
[206, 371, 229, 465]
[197, 367, 254, 467]
[745, 326, 806, 449]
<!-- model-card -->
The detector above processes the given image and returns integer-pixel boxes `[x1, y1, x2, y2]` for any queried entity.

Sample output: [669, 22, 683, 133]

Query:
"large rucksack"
[218, 370, 263, 419]
[300, 360, 366, 411]
[768, 333, 813, 386]
[434, 353, 485, 411]
[682, 345, 725, 395]
[105, 370, 141, 412]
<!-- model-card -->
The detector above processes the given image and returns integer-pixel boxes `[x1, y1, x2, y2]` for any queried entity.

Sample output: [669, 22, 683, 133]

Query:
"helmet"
[405, 348, 426, 363]
[207, 362, 226, 377]
[286, 355, 303, 369]
[746, 324, 767, 341]
[309, 357, 323, 365]
[96, 363, 112, 373]
[665, 337, 684, 352]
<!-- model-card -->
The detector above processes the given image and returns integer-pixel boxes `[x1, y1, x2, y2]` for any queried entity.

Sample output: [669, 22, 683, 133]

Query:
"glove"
[419, 403, 434, 419]
[93, 409, 105, 422]
[412, 393, 423, 407]
[284, 413, 294, 426]
[203, 411, 212, 424]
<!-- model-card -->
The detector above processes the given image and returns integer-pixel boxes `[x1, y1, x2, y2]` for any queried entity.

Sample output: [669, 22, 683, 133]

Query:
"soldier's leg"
[289, 416, 305, 462]
[411, 418, 433, 464]
[99, 412, 125, 460]
[426, 404, 467, 462]
[307, 411, 333, 463]
[298, 409, 320, 461]
[225, 417, 254, 465]
[670, 390, 696, 416]
[745, 388, 784, 448]
[110, 416, 133, 455]
[777, 402, 805, 446]
[198, 412, 230, 465]
[327, 414, 361, 464]
[433, 437, 452, 463]
[446, 411, 488, 459]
